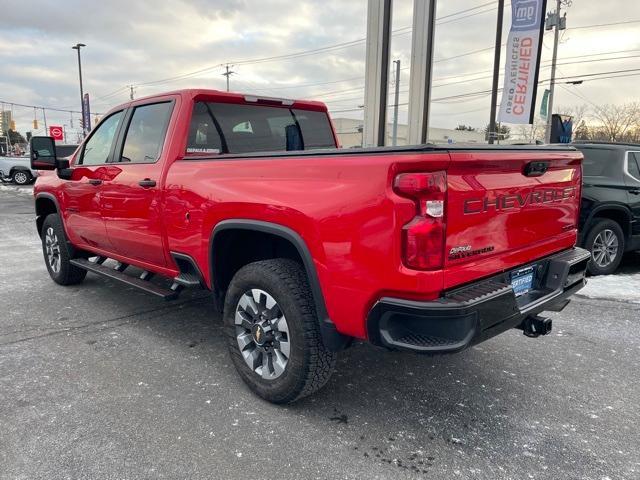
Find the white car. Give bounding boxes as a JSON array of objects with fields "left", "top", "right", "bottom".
[
  {"left": 0, "top": 144, "right": 78, "bottom": 185},
  {"left": 0, "top": 155, "right": 36, "bottom": 185}
]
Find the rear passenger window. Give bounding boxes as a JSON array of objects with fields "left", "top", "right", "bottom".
[
  {"left": 628, "top": 152, "right": 640, "bottom": 180},
  {"left": 119, "top": 102, "right": 173, "bottom": 163},
  {"left": 579, "top": 148, "right": 615, "bottom": 177}
]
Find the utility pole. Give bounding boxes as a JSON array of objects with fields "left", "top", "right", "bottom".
[
  {"left": 391, "top": 59, "right": 401, "bottom": 146},
  {"left": 222, "top": 64, "right": 235, "bottom": 92},
  {"left": 488, "top": 0, "right": 504, "bottom": 144},
  {"left": 72, "top": 43, "right": 86, "bottom": 136},
  {"left": 544, "top": 0, "right": 567, "bottom": 143},
  {"left": 129, "top": 85, "right": 135, "bottom": 100}
]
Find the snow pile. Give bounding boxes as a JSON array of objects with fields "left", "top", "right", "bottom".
[{"left": 579, "top": 270, "right": 640, "bottom": 303}]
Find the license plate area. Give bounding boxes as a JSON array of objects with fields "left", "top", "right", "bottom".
[{"left": 511, "top": 266, "right": 535, "bottom": 297}]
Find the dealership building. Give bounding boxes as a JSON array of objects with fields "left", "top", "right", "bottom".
[{"left": 332, "top": 117, "right": 485, "bottom": 148}]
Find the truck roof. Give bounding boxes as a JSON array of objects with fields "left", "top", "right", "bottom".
[
  {"left": 107, "top": 88, "right": 328, "bottom": 114},
  {"left": 572, "top": 141, "right": 640, "bottom": 149}
]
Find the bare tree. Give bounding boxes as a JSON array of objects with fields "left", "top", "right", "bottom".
[
  {"left": 515, "top": 117, "right": 546, "bottom": 143},
  {"left": 590, "top": 103, "right": 640, "bottom": 141}
]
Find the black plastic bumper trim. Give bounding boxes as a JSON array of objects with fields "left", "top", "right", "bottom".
[{"left": 367, "top": 247, "right": 590, "bottom": 354}]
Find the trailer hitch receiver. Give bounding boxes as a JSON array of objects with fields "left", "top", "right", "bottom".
[{"left": 519, "top": 315, "right": 552, "bottom": 338}]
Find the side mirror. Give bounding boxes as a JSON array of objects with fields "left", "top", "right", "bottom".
[
  {"left": 30, "top": 136, "right": 58, "bottom": 170},
  {"left": 56, "top": 159, "right": 73, "bottom": 180}
]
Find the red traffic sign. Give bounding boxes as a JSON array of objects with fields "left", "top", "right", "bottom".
[{"left": 49, "top": 125, "right": 64, "bottom": 141}]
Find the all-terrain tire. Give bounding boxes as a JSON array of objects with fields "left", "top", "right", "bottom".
[
  {"left": 41, "top": 214, "right": 87, "bottom": 285},
  {"left": 584, "top": 218, "right": 625, "bottom": 275},
  {"left": 223, "top": 259, "right": 337, "bottom": 404}
]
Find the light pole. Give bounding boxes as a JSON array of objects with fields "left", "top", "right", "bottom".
[
  {"left": 488, "top": 0, "right": 504, "bottom": 144},
  {"left": 391, "top": 59, "right": 401, "bottom": 146},
  {"left": 544, "top": 0, "right": 567, "bottom": 143},
  {"left": 72, "top": 43, "right": 86, "bottom": 136}
]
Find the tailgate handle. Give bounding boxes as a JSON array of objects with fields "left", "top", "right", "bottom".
[{"left": 524, "top": 161, "right": 549, "bottom": 177}]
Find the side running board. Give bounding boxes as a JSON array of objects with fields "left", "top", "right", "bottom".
[{"left": 70, "top": 258, "right": 181, "bottom": 301}]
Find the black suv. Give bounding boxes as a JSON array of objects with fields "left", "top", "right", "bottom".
[{"left": 573, "top": 142, "right": 640, "bottom": 275}]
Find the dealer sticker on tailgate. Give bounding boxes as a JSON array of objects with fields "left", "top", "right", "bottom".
[{"left": 511, "top": 266, "right": 535, "bottom": 297}]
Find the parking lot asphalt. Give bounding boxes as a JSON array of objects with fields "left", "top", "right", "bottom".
[{"left": 1, "top": 184, "right": 639, "bottom": 480}]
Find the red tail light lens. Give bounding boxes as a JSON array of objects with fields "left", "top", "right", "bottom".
[{"left": 394, "top": 171, "right": 447, "bottom": 270}]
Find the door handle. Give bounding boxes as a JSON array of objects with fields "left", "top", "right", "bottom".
[
  {"left": 630, "top": 189, "right": 640, "bottom": 195},
  {"left": 138, "top": 178, "right": 156, "bottom": 188},
  {"left": 88, "top": 179, "right": 102, "bottom": 186}
]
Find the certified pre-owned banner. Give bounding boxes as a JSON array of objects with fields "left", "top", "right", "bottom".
[{"left": 499, "top": 0, "right": 547, "bottom": 124}]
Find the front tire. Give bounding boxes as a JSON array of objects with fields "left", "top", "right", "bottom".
[
  {"left": 223, "top": 259, "right": 337, "bottom": 404},
  {"left": 11, "top": 170, "right": 31, "bottom": 185},
  {"left": 41, "top": 214, "right": 87, "bottom": 285},
  {"left": 585, "top": 219, "right": 625, "bottom": 275}
]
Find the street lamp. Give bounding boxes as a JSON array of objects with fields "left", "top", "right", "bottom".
[{"left": 72, "top": 43, "right": 86, "bottom": 136}]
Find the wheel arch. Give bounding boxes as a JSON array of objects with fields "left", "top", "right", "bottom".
[
  {"left": 210, "top": 219, "right": 350, "bottom": 351},
  {"left": 582, "top": 204, "right": 632, "bottom": 246},
  {"left": 35, "top": 193, "right": 61, "bottom": 238}
]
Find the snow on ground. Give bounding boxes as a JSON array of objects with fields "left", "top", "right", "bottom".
[
  {"left": 0, "top": 184, "right": 33, "bottom": 195},
  {"left": 579, "top": 260, "right": 640, "bottom": 304}
]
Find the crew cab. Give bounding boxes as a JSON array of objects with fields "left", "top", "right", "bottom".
[
  {"left": 30, "top": 89, "right": 590, "bottom": 403},
  {"left": 573, "top": 142, "right": 640, "bottom": 274}
]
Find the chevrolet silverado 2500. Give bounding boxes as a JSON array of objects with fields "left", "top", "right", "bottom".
[{"left": 30, "top": 89, "right": 590, "bottom": 403}]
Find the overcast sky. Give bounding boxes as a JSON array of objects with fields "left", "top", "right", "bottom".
[{"left": 1, "top": 0, "right": 639, "bottom": 141}]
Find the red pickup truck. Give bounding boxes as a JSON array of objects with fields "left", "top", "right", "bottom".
[{"left": 30, "top": 89, "right": 590, "bottom": 403}]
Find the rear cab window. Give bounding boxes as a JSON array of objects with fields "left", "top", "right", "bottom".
[{"left": 186, "top": 101, "right": 336, "bottom": 155}]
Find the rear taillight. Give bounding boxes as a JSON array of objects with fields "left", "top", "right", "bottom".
[{"left": 394, "top": 171, "right": 446, "bottom": 270}]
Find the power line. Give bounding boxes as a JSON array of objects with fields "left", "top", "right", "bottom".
[
  {"left": 542, "top": 67, "right": 640, "bottom": 83},
  {"left": 317, "top": 48, "right": 640, "bottom": 103},
  {"left": 118, "top": 16, "right": 640, "bottom": 101},
  {"left": 0, "top": 100, "right": 104, "bottom": 116},
  {"left": 329, "top": 65, "right": 640, "bottom": 114},
  {"left": 569, "top": 19, "right": 640, "bottom": 30},
  {"left": 126, "top": 1, "right": 503, "bottom": 90},
  {"left": 240, "top": 42, "right": 640, "bottom": 99}
]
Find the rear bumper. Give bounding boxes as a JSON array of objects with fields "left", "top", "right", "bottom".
[{"left": 366, "top": 247, "right": 591, "bottom": 354}]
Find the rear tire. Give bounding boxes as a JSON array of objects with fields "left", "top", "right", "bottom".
[
  {"left": 223, "top": 259, "right": 337, "bottom": 404},
  {"left": 11, "top": 170, "right": 31, "bottom": 185},
  {"left": 584, "top": 219, "right": 625, "bottom": 275},
  {"left": 41, "top": 214, "right": 87, "bottom": 285}
]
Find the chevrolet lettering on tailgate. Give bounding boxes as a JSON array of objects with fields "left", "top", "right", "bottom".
[{"left": 463, "top": 187, "right": 577, "bottom": 215}]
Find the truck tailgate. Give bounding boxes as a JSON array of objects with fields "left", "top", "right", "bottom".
[{"left": 444, "top": 149, "right": 582, "bottom": 289}]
